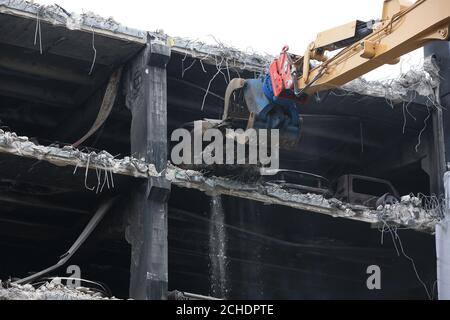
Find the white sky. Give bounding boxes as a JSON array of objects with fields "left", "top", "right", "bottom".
[{"left": 36, "top": 0, "right": 424, "bottom": 80}]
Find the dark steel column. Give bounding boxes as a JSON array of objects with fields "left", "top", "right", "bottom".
[
  {"left": 424, "top": 43, "right": 448, "bottom": 195},
  {"left": 125, "top": 38, "right": 171, "bottom": 300},
  {"left": 425, "top": 42, "right": 450, "bottom": 300}
]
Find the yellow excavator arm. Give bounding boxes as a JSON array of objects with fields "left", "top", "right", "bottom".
[{"left": 299, "top": 0, "right": 450, "bottom": 94}]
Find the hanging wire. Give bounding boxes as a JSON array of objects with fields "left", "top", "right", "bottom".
[
  {"left": 88, "top": 26, "right": 97, "bottom": 75},
  {"left": 34, "top": 5, "right": 43, "bottom": 54}
]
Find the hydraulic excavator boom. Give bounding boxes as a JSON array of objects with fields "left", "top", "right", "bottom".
[
  {"left": 296, "top": 0, "right": 450, "bottom": 95},
  {"left": 223, "top": 0, "right": 450, "bottom": 148}
]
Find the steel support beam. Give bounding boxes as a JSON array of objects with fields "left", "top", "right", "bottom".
[
  {"left": 424, "top": 42, "right": 449, "bottom": 195},
  {"left": 437, "top": 172, "right": 450, "bottom": 300},
  {"left": 424, "top": 42, "right": 450, "bottom": 300},
  {"left": 125, "top": 39, "right": 171, "bottom": 300}
]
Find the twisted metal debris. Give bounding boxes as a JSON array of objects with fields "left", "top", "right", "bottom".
[
  {"left": 376, "top": 194, "right": 443, "bottom": 230},
  {"left": 171, "top": 36, "right": 272, "bottom": 74},
  {"left": 341, "top": 56, "right": 441, "bottom": 104}
]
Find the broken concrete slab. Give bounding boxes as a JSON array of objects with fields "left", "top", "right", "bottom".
[
  {"left": 342, "top": 57, "right": 440, "bottom": 104},
  {"left": 0, "top": 127, "right": 439, "bottom": 233},
  {"left": 167, "top": 165, "right": 440, "bottom": 233},
  {"left": 0, "top": 129, "right": 157, "bottom": 179},
  {"left": 0, "top": 0, "right": 146, "bottom": 43},
  {"left": 167, "top": 36, "right": 272, "bottom": 73},
  {"left": 0, "top": 0, "right": 269, "bottom": 73}
]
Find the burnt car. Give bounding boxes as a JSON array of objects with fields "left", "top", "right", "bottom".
[
  {"left": 260, "top": 169, "right": 332, "bottom": 197},
  {"left": 333, "top": 174, "right": 400, "bottom": 208}
]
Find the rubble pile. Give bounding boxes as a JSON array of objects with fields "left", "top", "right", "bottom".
[
  {"left": 0, "top": 279, "right": 115, "bottom": 300},
  {"left": 375, "top": 195, "right": 441, "bottom": 230}
]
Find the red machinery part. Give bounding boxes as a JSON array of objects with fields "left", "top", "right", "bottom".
[{"left": 269, "top": 46, "right": 294, "bottom": 97}]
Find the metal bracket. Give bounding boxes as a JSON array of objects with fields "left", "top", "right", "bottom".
[
  {"left": 148, "top": 176, "right": 171, "bottom": 202},
  {"left": 146, "top": 39, "right": 171, "bottom": 68}
]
